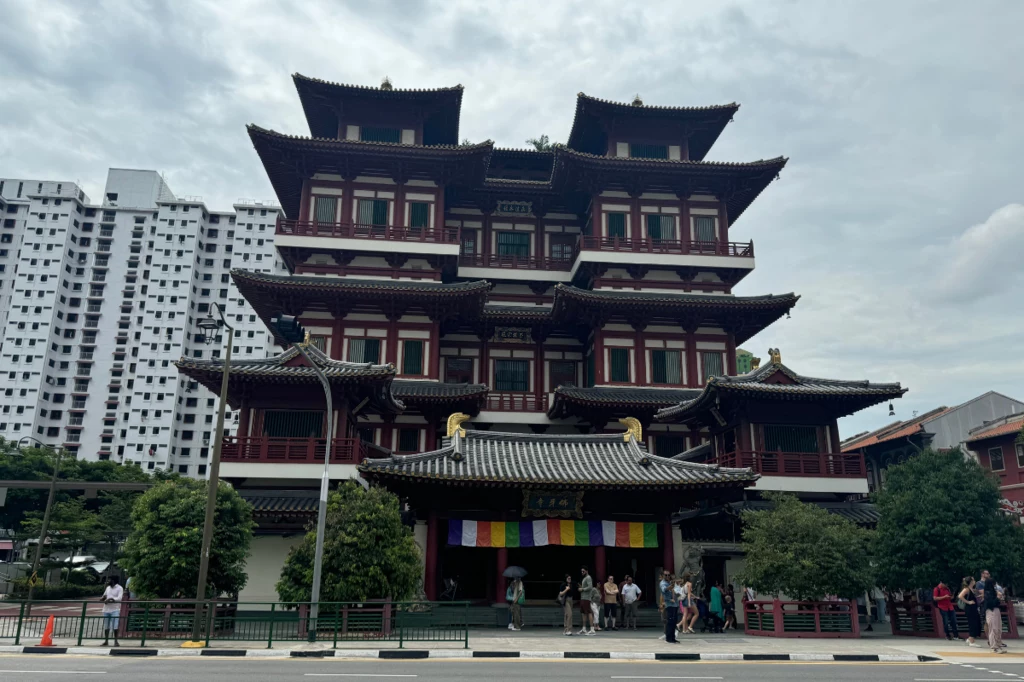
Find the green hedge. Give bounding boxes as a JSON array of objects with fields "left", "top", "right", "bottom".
[{"left": 5, "top": 580, "right": 107, "bottom": 600}]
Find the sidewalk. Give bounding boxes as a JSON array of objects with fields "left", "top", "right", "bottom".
[{"left": 3, "top": 627, "right": 1018, "bottom": 663}]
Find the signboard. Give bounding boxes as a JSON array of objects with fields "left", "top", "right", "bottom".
[
  {"left": 522, "top": 490, "right": 584, "bottom": 518},
  {"left": 493, "top": 327, "right": 531, "bottom": 344},
  {"left": 494, "top": 201, "right": 532, "bottom": 216}
]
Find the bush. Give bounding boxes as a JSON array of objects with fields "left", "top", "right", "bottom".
[{"left": 6, "top": 580, "right": 107, "bottom": 600}]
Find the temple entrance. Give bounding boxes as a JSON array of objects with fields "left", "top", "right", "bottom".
[{"left": 508, "top": 545, "right": 587, "bottom": 603}]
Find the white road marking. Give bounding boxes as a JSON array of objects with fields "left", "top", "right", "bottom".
[
  {"left": 610, "top": 678, "right": 724, "bottom": 680},
  {"left": 0, "top": 672, "right": 106, "bottom": 675},
  {"left": 304, "top": 676, "right": 417, "bottom": 679}
]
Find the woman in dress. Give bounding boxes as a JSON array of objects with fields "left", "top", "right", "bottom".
[
  {"left": 959, "top": 576, "right": 982, "bottom": 648},
  {"left": 676, "top": 572, "right": 698, "bottom": 634}
]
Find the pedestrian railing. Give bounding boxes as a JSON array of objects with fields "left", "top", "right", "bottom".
[
  {"left": 744, "top": 599, "right": 859, "bottom": 638},
  {"left": 0, "top": 600, "right": 470, "bottom": 649},
  {"left": 888, "top": 599, "right": 1019, "bottom": 639}
]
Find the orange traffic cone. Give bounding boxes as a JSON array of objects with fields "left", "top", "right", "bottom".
[{"left": 40, "top": 615, "right": 55, "bottom": 647}]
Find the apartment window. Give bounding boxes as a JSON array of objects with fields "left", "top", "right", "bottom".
[
  {"left": 494, "top": 359, "right": 529, "bottom": 392},
  {"left": 629, "top": 143, "right": 668, "bottom": 159},
  {"left": 396, "top": 428, "right": 420, "bottom": 453},
  {"left": 606, "top": 212, "right": 626, "bottom": 238},
  {"left": 646, "top": 214, "right": 675, "bottom": 241},
  {"left": 763, "top": 425, "right": 818, "bottom": 454},
  {"left": 360, "top": 126, "right": 402, "bottom": 143},
  {"left": 409, "top": 202, "right": 430, "bottom": 229},
  {"left": 701, "top": 352, "right": 724, "bottom": 382},
  {"left": 312, "top": 196, "right": 338, "bottom": 223},
  {"left": 356, "top": 198, "right": 388, "bottom": 226},
  {"left": 401, "top": 340, "right": 424, "bottom": 375},
  {"left": 609, "top": 348, "right": 630, "bottom": 383},
  {"left": 651, "top": 350, "right": 683, "bottom": 385},
  {"left": 445, "top": 357, "right": 473, "bottom": 384},
  {"left": 989, "top": 447, "right": 1006, "bottom": 472},
  {"left": 347, "top": 338, "right": 381, "bottom": 364},
  {"left": 685, "top": 217, "right": 714, "bottom": 246},
  {"left": 653, "top": 434, "right": 687, "bottom": 458},
  {"left": 1017, "top": 443, "right": 1024, "bottom": 469},
  {"left": 496, "top": 231, "right": 530, "bottom": 258},
  {"left": 550, "top": 360, "right": 576, "bottom": 388}
]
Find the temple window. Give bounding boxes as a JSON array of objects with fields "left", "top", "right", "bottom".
[
  {"left": 645, "top": 214, "right": 675, "bottom": 242},
  {"left": 549, "top": 235, "right": 575, "bottom": 261},
  {"left": 444, "top": 357, "right": 473, "bottom": 384},
  {"left": 356, "top": 198, "right": 388, "bottom": 227},
  {"left": 347, "top": 338, "right": 381, "bottom": 364},
  {"left": 409, "top": 202, "right": 430, "bottom": 229},
  {"left": 763, "top": 425, "right": 818, "bottom": 454},
  {"left": 396, "top": 428, "right": 420, "bottom": 453},
  {"left": 312, "top": 196, "right": 339, "bottom": 223},
  {"left": 549, "top": 360, "right": 576, "bottom": 388},
  {"left": 496, "top": 231, "right": 530, "bottom": 258},
  {"left": 359, "top": 126, "right": 402, "bottom": 144},
  {"left": 693, "top": 215, "right": 717, "bottom": 243},
  {"left": 460, "top": 230, "right": 477, "bottom": 255},
  {"left": 653, "top": 433, "right": 687, "bottom": 457},
  {"left": 494, "top": 359, "right": 529, "bottom": 392},
  {"left": 650, "top": 350, "right": 683, "bottom": 385},
  {"left": 629, "top": 143, "right": 668, "bottom": 159},
  {"left": 263, "top": 410, "right": 324, "bottom": 438},
  {"left": 401, "top": 340, "right": 424, "bottom": 375},
  {"left": 608, "top": 348, "right": 630, "bottom": 383},
  {"left": 699, "top": 351, "right": 724, "bottom": 382},
  {"left": 606, "top": 212, "right": 627, "bottom": 238}
]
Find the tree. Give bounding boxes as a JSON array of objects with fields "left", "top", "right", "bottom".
[
  {"left": 120, "top": 479, "right": 254, "bottom": 598},
  {"left": 277, "top": 482, "right": 420, "bottom": 603},
  {"left": 737, "top": 493, "right": 873, "bottom": 601},
  {"left": 873, "top": 447, "right": 1024, "bottom": 590},
  {"left": 20, "top": 498, "right": 106, "bottom": 584},
  {"left": 526, "top": 134, "right": 553, "bottom": 151}
]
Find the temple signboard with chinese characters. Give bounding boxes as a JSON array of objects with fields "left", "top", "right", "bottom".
[
  {"left": 494, "top": 201, "right": 532, "bottom": 216},
  {"left": 493, "top": 327, "right": 531, "bottom": 344},
  {"left": 522, "top": 489, "right": 584, "bottom": 518}
]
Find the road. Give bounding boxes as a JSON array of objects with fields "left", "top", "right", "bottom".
[{"left": 3, "top": 655, "right": 1024, "bottom": 681}]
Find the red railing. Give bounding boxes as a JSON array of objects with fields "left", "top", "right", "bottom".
[
  {"left": 716, "top": 450, "right": 866, "bottom": 477},
  {"left": 220, "top": 436, "right": 390, "bottom": 465},
  {"left": 277, "top": 219, "right": 460, "bottom": 244},
  {"left": 888, "top": 598, "right": 1019, "bottom": 639},
  {"left": 745, "top": 599, "right": 859, "bottom": 638},
  {"left": 459, "top": 253, "right": 574, "bottom": 271},
  {"left": 485, "top": 393, "right": 549, "bottom": 412},
  {"left": 578, "top": 235, "right": 754, "bottom": 257}
]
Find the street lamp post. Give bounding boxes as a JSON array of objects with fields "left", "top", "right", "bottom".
[
  {"left": 186, "top": 302, "right": 233, "bottom": 646},
  {"left": 18, "top": 436, "right": 64, "bottom": 615},
  {"left": 272, "top": 316, "right": 332, "bottom": 642}
]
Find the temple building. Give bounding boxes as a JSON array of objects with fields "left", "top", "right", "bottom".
[{"left": 176, "top": 74, "right": 906, "bottom": 610}]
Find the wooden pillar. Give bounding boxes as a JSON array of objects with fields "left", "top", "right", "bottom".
[
  {"left": 495, "top": 546, "right": 508, "bottom": 605},
  {"left": 236, "top": 396, "right": 250, "bottom": 438},
  {"left": 424, "top": 511, "right": 439, "bottom": 601},
  {"left": 681, "top": 136, "right": 690, "bottom": 162},
  {"left": 662, "top": 515, "right": 675, "bottom": 575},
  {"left": 680, "top": 195, "right": 690, "bottom": 253},
  {"left": 633, "top": 324, "right": 647, "bottom": 385},
  {"left": 718, "top": 200, "right": 730, "bottom": 254},
  {"left": 684, "top": 329, "right": 698, "bottom": 386},
  {"left": 534, "top": 339, "right": 545, "bottom": 407},
  {"left": 330, "top": 318, "right": 344, "bottom": 360},
  {"left": 725, "top": 332, "right": 737, "bottom": 376},
  {"left": 594, "top": 545, "right": 607, "bottom": 582},
  {"left": 629, "top": 194, "right": 641, "bottom": 241},
  {"left": 298, "top": 179, "right": 312, "bottom": 222}
]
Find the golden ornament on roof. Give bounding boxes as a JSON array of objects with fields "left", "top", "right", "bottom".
[
  {"left": 751, "top": 356, "right": 761, "bottom": 370},
  {"left": 446, "top": 412, "right": 470, "bottom": 438},
  {"left": 768, "top": 347, "right": 782, "bottom": 365},
  {"left": 619, "top": 416, "right": 642, "bottom": 442}
]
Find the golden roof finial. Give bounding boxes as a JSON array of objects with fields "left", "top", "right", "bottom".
[
  {"left": 631, "top": 93, "right": 643, "bottom": 107},
  {"left": 446, "top": 412, "right": 470, "bottom": 438},
  {"left": 300, "top": 330, "right": 311, "bottom": 348},
  {"left": 768, "top": 348, "right": 782, "bottom": 365},
  {"left": 751, "top": 356, "right": 761, "bottom": 370},
  {"left": 619, "top": 416, "right": 642, "bottom": 443},
  {"left": 381, "top": 76, "right": 393, "bottom": 91}
]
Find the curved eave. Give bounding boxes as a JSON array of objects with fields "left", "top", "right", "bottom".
[
  {"left": 547, "top": 387, "right": 701, "bottom": 419},
  {"left": 358, "top": 469, "right": 757, "bottom": 491}
]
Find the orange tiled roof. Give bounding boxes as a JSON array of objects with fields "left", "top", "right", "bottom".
[
  {"left": 967, "top": 418, "right": 1024, "bottom": 444},
  {"left": 841, "top": 407, "right": 952, "bottom": 452}
]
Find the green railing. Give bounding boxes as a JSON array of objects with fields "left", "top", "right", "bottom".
[{"left": 0, "top": 600, "right": 470, "bottom": 649}]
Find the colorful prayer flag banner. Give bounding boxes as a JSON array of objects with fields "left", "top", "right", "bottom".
[{"left": 446, "top": 519, "right": 658, "bottom": 548}]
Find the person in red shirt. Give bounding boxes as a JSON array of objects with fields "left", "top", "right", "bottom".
[{"left": 934, "top": 580, "right": 960, "bottom": 641}]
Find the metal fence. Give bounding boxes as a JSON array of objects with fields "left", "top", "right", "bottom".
[{"left": 0, "top": 600, "right": 470, "bottom": 649}]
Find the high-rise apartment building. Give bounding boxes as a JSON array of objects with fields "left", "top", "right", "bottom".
[{"left": 0, "top": 169, "right": 282, "bottom": 477}]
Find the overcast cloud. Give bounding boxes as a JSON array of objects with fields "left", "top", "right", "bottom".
[{"left": 1, "top": 0, "right": 1021, "bottom": 438}]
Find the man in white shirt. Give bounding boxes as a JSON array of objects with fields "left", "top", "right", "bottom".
[
  {"left": 620, "top": 575, "right": 642, "bottom": 631},
  {"left": 100, "top": 576, "right": 123, "bottom": 647}
]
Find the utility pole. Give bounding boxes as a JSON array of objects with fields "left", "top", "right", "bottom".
[{"left": 20, "top": 437, "right": 64, "bottom": 617}]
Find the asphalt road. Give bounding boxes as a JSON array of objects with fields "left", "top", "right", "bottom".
[{"left": 3, "top": 656, "right": 1024, "bottom": 681}]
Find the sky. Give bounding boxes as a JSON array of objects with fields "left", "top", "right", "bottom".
[{"left": 0, "top": 0, "right": 1022, "bottom": 439}]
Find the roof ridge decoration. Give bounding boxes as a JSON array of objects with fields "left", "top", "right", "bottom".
[
  {"left": 446, "top": 412, "right": 470, "bottom": 438},
  {"left": 576, "top": 92, "right": 741, "bottom": 114},
  {"left": 293, "top": 72, "right": 465, "bottom": 94},
  {"left": 553, "top": 144, "right": 788, "bottom": 169},
  {"left": 619, "top": 416, "right": 642, "bottom": 443},
  {"left": 246, "top": 123, "right": 495, "bottom": 151}
]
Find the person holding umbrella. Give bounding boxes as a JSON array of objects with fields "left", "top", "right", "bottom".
[{"left": 503, "top": 566, "right": 528, "bottom": 631}]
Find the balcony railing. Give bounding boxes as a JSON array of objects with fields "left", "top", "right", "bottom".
[
  {"left": 485, "top": 393, "right": 549, "bottom": 412},
  {"left": 578, "top": 236, "right": 754, "bottom": 257},
  {"left": 220, "top": 436, "right": 391, "bottom": 465},
  {"left": 277, "top": 220, "right": 460, "bottom": 244},
  {"left": 459, "top": 253, "right": 574, "bottom": 272},
  {"left": 716, "top": 450, "right": 865, "bottom": 478}
]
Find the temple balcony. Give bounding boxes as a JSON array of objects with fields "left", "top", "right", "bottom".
[
  {"left": 572, "top": 236, "right": 755, "bottom": 280},
  {"left": 715, "top": 449, "right": 868, "bottom": 494},
  {"left": 475, "top": 392, "right": 552, "bottom": 425},
  {"left": 457, "top": 253, "right": 574, "bottom": 282},
  {"left": 275, "top": 219, "right": 461, "bottom": 257},
  {"left": 219, "top": 436, "right": 391, "bottom": 480}
]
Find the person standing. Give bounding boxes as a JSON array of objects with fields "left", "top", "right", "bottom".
[
  {"left": 509, "top": 578, "right": 525, "bottom": 631},
  {"left": 723, "top": 584, "right": 737, "bottom": 631},
  {"left": 959, "top": 576, "right": 982, "bottom": 648},
  {"left": 603, "top": 575, "right": 620, "bottom": 630},
  {"left": 559, "top": 573, "right": 574, "bottom": 636},
  {"left": 709, "top": 581, "right": 725, "bottom": 633},
  {"left": 661, "top": 573, "right": 679, "bottom": 643},
  {"left": 678, "top": 572, "right": 698, "bottom": 634},
  {"left": 980, "top": 570, "right": 1006, "bottom": 653},
  {"left": 658, "top": 570, "right": 671, "bottom": 630},
  {"left": 933, "top": 579, "right": 959, "bottom": 641},
  {"left": 621, "top": 575, "right": 641, "bottom": 631},
  {"left": 99, "top": 575, "right": 123, "bottom": 647},
  {"left": 578, "top": 566, "right": 596, "bottom": 636}
]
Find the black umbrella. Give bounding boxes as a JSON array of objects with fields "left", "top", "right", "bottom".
[{"left": 503, "top": 566, "right": 528, "bottom": 578}]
